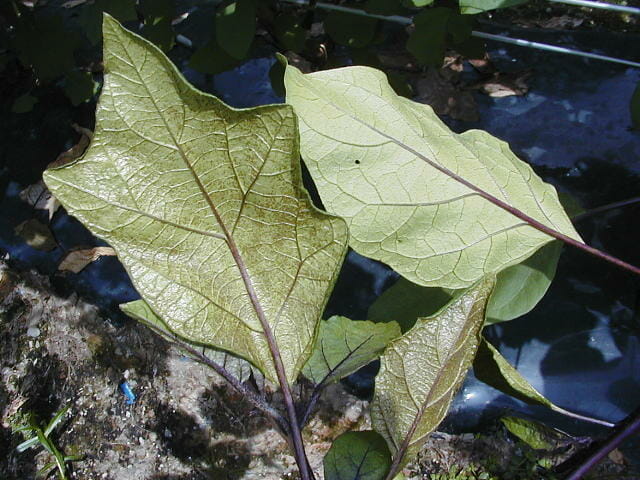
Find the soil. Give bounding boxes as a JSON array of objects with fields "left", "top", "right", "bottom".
[{"left": 1, "top": 259, "right": 637, "bottom": 479}]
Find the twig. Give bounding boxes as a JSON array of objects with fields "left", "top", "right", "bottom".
[
  {"left": 572, "top": 196, "right": 640, "bottom": 223},
  {"left": 565, "top": 407, "right": 640, "bottom": 479}
]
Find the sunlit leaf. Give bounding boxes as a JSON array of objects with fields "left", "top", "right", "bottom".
[
  {"left": 324, "top": 431, "right": 392, "bottom": 480},
  {"left": 216, "top": 0, "right": 256, "bottom": 59},
  {"left": 324, "top": 8, "right": 378, "bottom": 48},
  {"left": 501, "top": 416, "right": 559, "bottom": 450},
  {"left": 121, "top": 299, "right": 255, "bottom": 382},
  {"left": 459, "top": 0, "right": 529, "bottom": 14},
  {"left": 44, "top": 15, "right": 348, "bottom": 384},
  {"left": 302, "top": 316, "right": 400, "bottom": 385},
  {"left": 371, "top": 277, "right": 494, "bottom": 467},
  {"left": 487, "top": 241, "right": 562, "bottom": 324},
  {"left": 284, "top": 63, "right": 581, "bottom": 289},
  {"left": 474, "top": 338, "right": 560, "bottom": 411}
]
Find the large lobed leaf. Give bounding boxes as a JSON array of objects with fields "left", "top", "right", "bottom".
[
  {"left": 371, "top": 276, "right": 494, "bottom": 467},
  {"left": 44, "top": 15, "right": 348, "bottom": 384},
  {"left": 284, "top": 64, "right": 580, "bottom": 289}
]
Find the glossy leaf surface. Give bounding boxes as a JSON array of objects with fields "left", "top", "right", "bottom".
[
  {"left": 284, "top": 64, "right": 580, "bottom": 289},
  {"left": 500, "top": 416, "right": 557, "bottom": 450},
  {"left": 324, "top": 431, "right": 392, "bottom": 480},
  {"left": 371, "top": 277, "right": 494, "bottom": 466},
  {"left": 121, "top": 299, "right": 254, "bottom": 382},
  {"left": 302, "top": 316, "right": 401, "bottom": 385},
  {"left": 44, "top": 16, "right": 348, "bottom": 384}
]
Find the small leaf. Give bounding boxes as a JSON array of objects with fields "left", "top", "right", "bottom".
[
  {"left": 15, "top": 219, "right": 57, "bottom": 251},
  {"left": 216, "top": 0, "right": 257, "bottom": 60},
  {"left": 274, "top": 13, "right": 306, "bottom": 53},
  {"left": 486, "top": 241, "right": 562, "bottom": 324},
  {"left": 371, "top": 277, "right": 494, "bottom": 468},
  {"left": 459, "top": 0, "right": 529, "bottom": 14},
  {"left": 63, "top": 70, "right": 99, "bottom": 106},
  {"left": 500, "top": 416, "right": 556, "bottom": 450},
  {"left": 12, "top": 94, "right": 38, "bottom": 114},
  {"left": 121, "top": 299, "right": 256, "bottom": 383},
  {"left": 324, "top": 8, "right": 378, "bottom": 48},
  {"left": 45, "top": 16, "right": 348, "bottom": 384},
  {"left": 58, "top": 247, "right": 117, "bottom": 274},
  {"left": 473, "top": 338, "right": 558, "bottom": 410},
  {"left": 631, "top": 82, "right": 640, "bottom": 130},
  {"left": 284, "top": 63, "right": 581, "bottom": 289},
  {"left": 368, "top": 277, "right": 453, "bottom": 333},
  {"left": 302, "top": 316, "right": 401, "bottom": 385},
  {"left": 324, "top": 431, "right": 392, "bottom": 480}
]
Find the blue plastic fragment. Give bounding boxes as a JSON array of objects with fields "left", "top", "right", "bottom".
[{"left": 119, "top": 381, "right": 136, "bottom": 405}]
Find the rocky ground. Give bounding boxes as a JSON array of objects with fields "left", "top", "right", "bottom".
[{"left": 1, "top": 258, "right": 636, "bottom": 480}]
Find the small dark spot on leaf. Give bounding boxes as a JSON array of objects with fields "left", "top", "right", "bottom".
[{"left": 355, "top": 160, "right": 360, "bottom": 165}]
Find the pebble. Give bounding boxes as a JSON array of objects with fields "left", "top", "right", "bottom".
[{"left": 26, "top": 326, "right": 40, "bottom": 337}]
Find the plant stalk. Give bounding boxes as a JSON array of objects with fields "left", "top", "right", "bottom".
[
  {"left": 565, "top": 407, "right": 640, "bottom": 479},
  {"left": 571, "top": 196, "right": 640, "bottom": 223}
]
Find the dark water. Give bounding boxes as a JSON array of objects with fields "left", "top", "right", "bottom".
[{"left": 1, "top": 24, "right": 638, "bottom": 443}]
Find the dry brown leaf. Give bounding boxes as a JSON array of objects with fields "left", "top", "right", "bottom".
[
  {"left": 58, "top": 247, "right": 117, "bottom": 274},
  {"left": 608, "top": 448, "right": 626, "bottom": 465},
  {"left": 48, "top": 123, "right": 93, "bottom": 169},
  {"left": 472, "top": 70, "right": 532, "bottom": 98},
  {"left": 19, "top": 180, "right": 61, "bottom": 220},
  {"left": 15, "top": 219, "right": 57, "bottom": 251}
]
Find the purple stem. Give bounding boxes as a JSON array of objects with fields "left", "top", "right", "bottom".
[{"left": 566, "top": 407, "right": 640, "bottom": 480}]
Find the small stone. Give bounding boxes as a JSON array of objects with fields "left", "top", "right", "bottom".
[
  {"left": 164, "top": 428, "right": 172, "bottom": 438},
  {"left": 27, "top": 326, "right": 40, "bottom": 337}
]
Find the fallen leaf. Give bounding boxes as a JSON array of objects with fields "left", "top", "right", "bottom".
[
  {"left": 15, "top": 219, "right": 57, "bottom": 251},
  {"left": 19, "top": 180, "right": 61, "bottom": 220},
  {"left": 608, "top": 449, "right": 626, "bottom": 465},
  {"left": 48, "top": 124, "right": 92, "bottom": 168},
  {"left": 58, "top": 246, "right": 117, "bottom": 273},
  {"left": 414, "top": 68, "right": 479, "bottom": 122},
  {"left": 471, "top": 70, "right": 532, "bottom": 98}
]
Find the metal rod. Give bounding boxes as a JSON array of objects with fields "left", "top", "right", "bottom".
[
  {"left": 548, "top": 0, "right": 640, "bottom": 15},
  {"left": 279, "top": 0, "right": 640, "bottom": 69}
]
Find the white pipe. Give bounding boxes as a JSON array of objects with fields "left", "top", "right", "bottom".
[{"left": 547, "top": 0, "right": 640, "bottom": 15}]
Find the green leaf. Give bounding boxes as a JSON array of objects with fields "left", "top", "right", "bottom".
[
  {"left": 63, "top": 71, "right": 100, "bottom": 106},
  {"left": 500, "top": 416, "right": 557, "bottom": 450},
  {"left": 368, "top": 278, "right": 453, "bottom": 333},
  {"left": 459, "top": 0, "right": 529, "bottom": 14},
  {"left": 364, "top": 0, "right": 405, "bottom": 15},
  {"left": 302, "top": 316, "right": 401, "bottom": 385},
  {"left": 284, "top": 63, "right": 581, "bottom": 289},
  {"left": 324, "top": 8, "right": 378, "bottom": 48},
  {"left": 13, "top": 14, "right": 81, "bottom": 80},
  {"left": 406, "top": 8, "right": 450, "bottom": 67},
  {"left": 44, "top": 15, "right": 348, "bottom": 384},
  {"left": 407, "top": 0, "right": 434, "bottom": 6},
  {"left": 274, "top": 13, "right": 306, "bottom": 53},
  {"left": 121, "top": 299, "right": 256, "bottom": 382},
  {"left": 486, "top": 241, "right": 562, "bottom": 324},
  {"left": 12, "top": 93, "right": 38, "bottom": 113},
  {"left": 189, "top": 39, "right": 242, "bottom": 75},
  {"left": 78, "top": 0, "right": 137, "bottom": 44},
  {"left": 216, "top": 0, "right": 257, "bottom": 60},
  {"left": 140, "top": 0, "right": 176, "bottom": 51},
  {"left": 631, "top": 82, "right": 640, "bottom": 130},
  {"left": 324, "top": 431, "right": 392, "bottom": 480},
  {"left": 473, "top": 338, "right": 559, "bottom": 411},
  {"left": 371, "top": 277, "right": 494, "bottom": 467}
]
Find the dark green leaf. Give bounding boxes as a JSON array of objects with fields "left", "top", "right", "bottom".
[
  {"left": 269, "top": 58, "right": 286, "bottom": 97},
  {"left": 14, "top": 219, "right": 57, "bottom": 251},
  {"left": 368, "top": 278, "right": 453, "bottom": 333},
  {"left": 216, "top": 0, "right": 257, "bottom": 59},
  {"left": 189, "top": 39, "right": 242, "bottom": 74},
  {"left": 63, "top": 71, "right": 99, "bottom": 106},
  {"left": 302, "top": 316, "right": 400, "bottom": 385},
  {"left": 140, "top": 0, "right": 176, "bottom": 51},
  {"left": 406, "top": 8, "right": 451, "bottom": 67},
  {"left": 406, "top": 0, "right": 434, "bottom": 6},
  {"left": 12, "top": 93, "right": 38, "bottom": 113},
  {"left": 13, "top": 14, "right": 81, "bottom": 80},
  {"left": 386, "top": 71, "right": 413, "bottom": 98},
  {"left": 274, "top": 13, "right": 306, "bottom": 52},
  {"left": 364, "top": 0, "right": 405, "bottom": 15},
  {"left": 78, "top": 0, "right": 137, "bottom": 44},
  {"left": 324, "top": 9, "right": 378, "bottom": 48},
  {"left": 324, "top": 431, "right": 392, "bottom": 480},
  {"left": 631, "top": 82, "right": 640, "bottom": 130}
]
